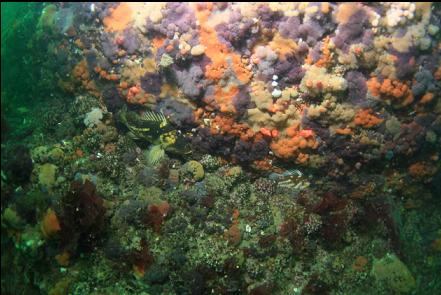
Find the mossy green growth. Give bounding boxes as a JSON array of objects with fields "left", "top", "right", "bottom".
[
  {"left": 224, "top": 166, "right": 244, "bottom": 182},
  {"left": 37, "top": 163, "right": 57, "bottom": 189},
  {"left": 32, "top": 146, "right": 50, "bottom": 163},
  {"left": 48, "top": 146, "right": 65, "bottom": 162},
  {"left": 372, "top": 253, "right": 416, "bottom": 293},
  {"left": 205, "top": 174, "right": 228, "bottom": 196},
  {"left": 1, "top": 207, "right": 24, "bottom": 229},
  {"left": 138, "top": 186, "right": 163, "bottom": 203},
  {"left": 180, "top": 160, "right": 204, "bottom": 182}
]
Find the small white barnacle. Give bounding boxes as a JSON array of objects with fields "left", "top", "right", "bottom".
[{"left": 245, "top": 224, "right": 252, "bottom": 233}]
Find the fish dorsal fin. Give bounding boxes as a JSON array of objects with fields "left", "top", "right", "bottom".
[{"left": 141, "top": 109, "right": 166, "bottom": 124}]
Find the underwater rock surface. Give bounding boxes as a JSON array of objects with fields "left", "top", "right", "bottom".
[{"left": 1, "top": 2, "right": 440, "bottom": 294}]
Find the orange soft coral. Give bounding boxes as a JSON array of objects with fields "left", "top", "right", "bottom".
[
  {"left": 315, "top": 36, "right": 332, "bottom": 68},
  {"left": 354, "top": 108, "right": 383, "bottom": 128},
  {"left": 41, "top": 208, "right": 61, "bottom": 238},
  {"left": 194, "top": 5, "right": 251, "bottom": 85},
  {"left": 125, "top": 84, "right": 154, "bottom": 105},
  {"left": 213, "top": 84, "right": 240, "bottom": 113},
  {"left": 72, "top": 60, "right": 100, "bottom": 97},
  {"left": 335, "top": 2, "right": 362, "bottom": 24},
  {"left": 94, "top": 66, "right": 120, "bottom": 81},
  {"left": 252, "top": 158, "right": 274, "bottom": 171},
  {"left": 408, "top": 162, "right": 437, "bottom": 179},
  {"left": 269, "top": 33, "right": 299, "bottom": 61},
  {"left": 270, "top": 124, "right": 318, "bottom": 161},
  {"left": 367, "top": 77, "right": 413, "bottom": 106},
  {"left": 419, "top": 92, "right": 434, "bottom": 104},
  {"left": 210, "top": 115, "right": 254, "bottom": 141},
  {"left": 335, "top": 127, "right": 353, "bottom": 135},
  {"left": 103, "top": 3, "right": 133, "bottom": 32}
]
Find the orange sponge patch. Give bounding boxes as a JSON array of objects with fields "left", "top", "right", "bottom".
[
  {"left": 103, "top": 3, "right": 133, "bottom": 32},
  {"left": 354, "top": 109, "right": 383, "bottom": 128},
  {"left": 41, "top": 208, "right": 61, "bottom": 238}
]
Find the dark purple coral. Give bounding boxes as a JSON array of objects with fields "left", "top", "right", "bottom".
[
  {"left": 121, "top": 29, "right": 141, "bottom": 55},
  {"left": 278, "top": 16, "right": 301, "bottom": 39},
  {"left": 393, "top": 51, "right": 418, "bottom": 80},
  {"left": 279, "top": 17, "right": 325, "bottom": 46},
  {"left": 215, "top": 11, "right": 257, "bottom": 50},
  {"left": 156, "top": 98, "right": 196, "bottom": 129},
  {"left": 191, "top": 127, "right": 235, "bottom": 156},
  {"left": 173, "top": 65, "right": 205, "bottom": 99},
  {"left": 233, "top": 139, "right": 269, "bottom": 163},
  {"left": 102, "top": 84, "right": 124, "bottom": 113},
  {"left": 100, "top": 33, "right": 119, "bottom": 60},
  {"left": 146, "top": 3, "right": 197, "bottom": 38},
  {"left": 232, "top": 86, "right": 254, "bottom": 115},
  {"left": 333, "top": 8, "right": 372, "bottom": 51},
  {"left": 256, "top": 4, "right": 283, "bottom": 32},
  {"left": 346, "top": 71, "right": 367, "bottom": 104},
  {"left": 274, "top": 59, "right": 306, "bottom": 86},
  {"left": 140, "top": 72, "right": 163, "bottom": 95},
  {"left": 60, "top": 180, "right": 106, "bottom": 253}
]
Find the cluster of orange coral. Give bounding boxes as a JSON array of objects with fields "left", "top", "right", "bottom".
[
  {"left": 252, "top": 158, "right": 274, "bottom": 171},
  {"left": 270, "top": 123, "right": 318, "bottom": 162},
  {"left": 269, "top": 33, "right": 299, "bottom": 61},
  {"left": 124, "top": 85, "right": 154, "bottom": 105},
  {"left": 210, "top": 115, "right": 255, "bottom": 142},
  {"left": 408, "top": 162, "right": 437, "bottom": 179},
  {"left": 72, "top": 60, "right": 100, "bottom": 97},
  {"left": 315, "top": 36, "right": 332, "bottom": 68},
  {"left": 41, "top": 208, "right": 61, "bottom": 238},
  {"left": 103, "top": 3, "right": 133, "bottom": 32},
  {"left": 212, "top": 84, "right": 240, "bottom": 113},
  {"left": 195, "top": 4, "right": 251, "bottom": 84},
  {"left": 335, "top": 127, "right": 353, "bottom": 135},
  {"left": 335, "top": 3, "right": 363, "bottom": 24},
  {"left": 419, "top": 92, "right": 434, "bottom": 104},
  {"left": 94, "top": 66, "right": 120, "bottom": 81},
  {"left": 367, "top": 77, "right": 413, "bottom": 106},
  {"left": 354, "top": 108, "right": 384, "bottom": 128}
]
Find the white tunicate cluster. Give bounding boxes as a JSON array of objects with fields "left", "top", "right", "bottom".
[
  {"left": 271, "top": 74, "right": 282, "bottom": 98},
  {"left": 370, "top": 11, "right": 381, "bottom": 31},
  {"left": 272, "top": 88, "right": 282, "bottom": 98},
  {"left": 83, "top": 107, "right": 103, "bottom": 127},
  {"left": 385, "top": 2, "right": 416, "bottom": 28}
]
